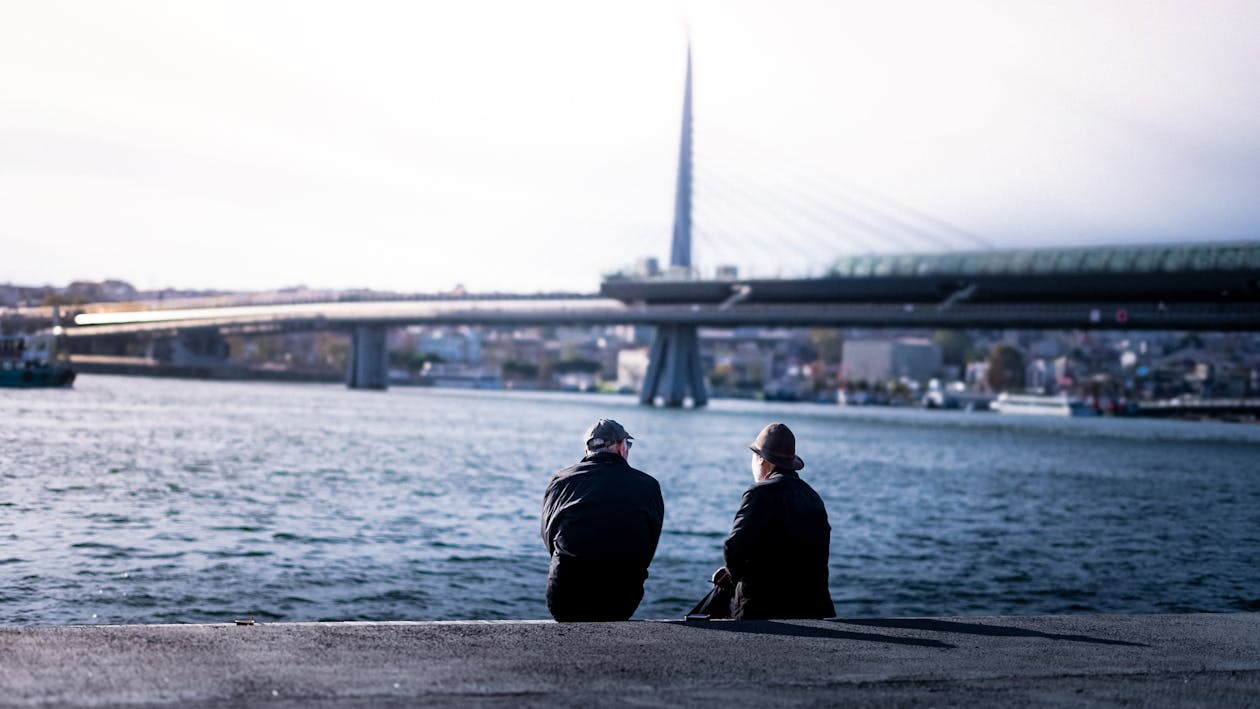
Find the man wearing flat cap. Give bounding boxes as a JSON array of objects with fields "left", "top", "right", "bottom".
[
  {"left": 541, "top": 419, "right": 664, "bottom": 621},
  {"left": 712, "top": 422, "right": 835, "bottom": 620}
]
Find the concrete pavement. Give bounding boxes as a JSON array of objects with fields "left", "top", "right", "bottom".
[{"left": 1, "top": 614, "right": 1257, "bottom": 707}]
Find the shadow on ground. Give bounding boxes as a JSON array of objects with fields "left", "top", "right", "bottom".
[
  {"left": 838, "top": 618, "right": 1149, "bottom": 647},
  {"left": 669, "top": 619, "right": 956, "bottom": 648}
]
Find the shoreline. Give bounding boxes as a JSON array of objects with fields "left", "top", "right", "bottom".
[
  {"left": 44, "top": 368, "right": 1260, "bottom": 426},
  {"left": 2, "top": 613, "right": 1257, "bottom": 707}
]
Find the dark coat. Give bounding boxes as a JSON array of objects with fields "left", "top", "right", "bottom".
[
  {"left": 541, "top": 451, "right": 664, "bottom": 621},
  {"left": 723, "top": 470, "right": 835, "bottom": 620}
]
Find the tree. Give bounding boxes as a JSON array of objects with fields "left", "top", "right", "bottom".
[
  {"left": 933, "top": 329, "right": 974, "bottom": 367},
  {"left": 552, "top": 358, "right": 601, "bottom": 375},
  {"left": 809, "top": 329, "right": 844, "bottom": 363},
  {"left": 315, "top": 334, "right": 349, "bottom": 372},
  {"left": 501, "top": 360, "right": 539, "bottom": 380},
  {"left": 389, "top": 349, "right": 443, "bottom": 374},
  {"left": 986, "top": 344, "right": 1026, "bottom": 392},
  {"left": 42, "top": 293, "right": 85, "bottom": 307},
  {"left": 708, "top": 362, "right": 734, "bottom": 389}
]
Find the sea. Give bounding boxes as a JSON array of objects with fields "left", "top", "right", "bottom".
[{"left": 3, "top": 375, "right": 1258, "bottom": 625}]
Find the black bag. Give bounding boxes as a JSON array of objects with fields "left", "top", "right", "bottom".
[{"left": 687, "top": 582, "right": 733, "bottom": 620}]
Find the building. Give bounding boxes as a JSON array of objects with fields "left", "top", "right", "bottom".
[
  {"left": 634, "top": 257, "right": 660, "bottom": 278},
  {"left": 841, "top": 338, "right": 943, "bottom": 385},
  {"left": 616, "top": 348, "right": 650, "bottom": 393},
  {"left": 418, "top": 328, "right": 481, "bottom": 365},
  {"left": 1026, "top": 356, "right": 1069, "bottom": 394}
]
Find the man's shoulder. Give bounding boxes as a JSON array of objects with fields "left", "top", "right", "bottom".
[
  {"left": 626, "top": 466, "right": 662, "bottom": 495},
  {"left": 549, "top": 461, "right": 584, "bottom": 479},
  {"left": 547, "top": 455, "right": 655, "bottom": 482},
  {"left": 754, "top": 474, "right": 826, "bottom": 511},
  {"left": 623, "top": 461, "right": 657, "bottom": 480},
  {"left": 590, "top": 459, "right": 660, "bottom": 491},
  {"left": 742, "top": 473, "right": 801, "bottom": 499},
  {"left": 548, "top": 459, "right": 659, "bottom": 492},
  {"left": 746, "top": 474, "right": 787, "bottom": 491},
  {"left": 545, "top": 464, "right": 589, "bottom": 495}
]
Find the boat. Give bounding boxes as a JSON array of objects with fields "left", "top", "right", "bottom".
[
  {"left": 0, "top": 331, "right": 76, "bottom": 388},
  {"left": 921, "top": 380, "right": 995, "bottom": 411},
  {"left": 991, "top": 392, "right": 1096, "bottom": 417}
]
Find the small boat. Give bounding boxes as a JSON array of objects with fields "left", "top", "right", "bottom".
[
  {"left": 991, "top": 392, "right": 1096, "bottom": 417},
  {"left": 0, "top": 331, "right": 76, "bottom": 388}
]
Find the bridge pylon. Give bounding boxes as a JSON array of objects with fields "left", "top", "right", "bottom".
[
  {"left": 347, "top": 324, "right": 388, "bottom": 390},
  {"left": 641, "top": 44, "right": 708, "bottom": 408},
  {"left": 639, "top": 324, "right": 708, "bottom": 407}
]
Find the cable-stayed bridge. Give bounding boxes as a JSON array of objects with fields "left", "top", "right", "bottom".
[
  {"left": 50, "top": 48, "right": 1260, "bottom": 405},
  {"left": 57, "top": 246, "right": 1260, "bottom": 406}
]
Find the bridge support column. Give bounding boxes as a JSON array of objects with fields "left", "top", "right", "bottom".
[
  {"left": 639, "top": 324, "right": 707, "bottom": 407},
  {"left": 346, "top": 325, "right": 389, "bottom": 390}
]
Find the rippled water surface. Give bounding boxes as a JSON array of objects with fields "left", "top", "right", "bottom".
[{"left": 3, "top": 375, "right": 1259, "bottom": 624}]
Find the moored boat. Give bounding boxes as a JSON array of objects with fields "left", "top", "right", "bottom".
[
  {"left": 0, "top": 331, "right": 76, "bottom": 388},
  {"left": 991, "top": 392, "right": 1096, "bottom": 417}
]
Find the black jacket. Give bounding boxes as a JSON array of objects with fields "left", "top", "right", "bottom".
[
  {"left": 541, "top": 451, "right": 664, "bottom": 620},
  {"left": 723, "top": 470, "right": 835, "bottom": 620}
]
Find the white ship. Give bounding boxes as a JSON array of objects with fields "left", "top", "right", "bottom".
[{"left": 991, "top": 393, "right": 1097, "bottom": 417}]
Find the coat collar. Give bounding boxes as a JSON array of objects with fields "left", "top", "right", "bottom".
[
  {"left": 581, "top": 450, "right": 626, "bottom": 465},
  {"left": 766, "top": 468, "right": 800, "bottom": 481}
]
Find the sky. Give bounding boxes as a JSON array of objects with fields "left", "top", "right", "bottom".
[{"left": 3, "top": 0, "right": 1259, "bottom": 294}]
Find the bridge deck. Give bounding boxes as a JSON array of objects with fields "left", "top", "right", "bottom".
[
  {"left": 56, "top": 299, "right": 1260, "bottom": 335},
  {"left": 600, "top": 270, "right": 1260, "bottom": 305}
]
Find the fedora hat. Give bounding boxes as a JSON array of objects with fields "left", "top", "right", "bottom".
[{"left": 748, "top": 422, "right": 804, "bottom": 471}]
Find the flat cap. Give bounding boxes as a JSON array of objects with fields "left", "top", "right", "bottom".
[{"left": 584, "top": 418, "right": 633, "bottom": 449}]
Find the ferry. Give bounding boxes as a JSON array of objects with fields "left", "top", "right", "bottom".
[
  {"left": 0, "top": 331, "right": 76, "bottom": 388},
  {"left": 991, "top": 392, "right": 1096, "bottom": 417}
]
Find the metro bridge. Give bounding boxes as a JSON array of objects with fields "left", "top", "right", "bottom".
[
  {"left": 60, "top": 239, "right": 1260, "bottom": 399},
  {"left": 63, "top": 243, "right": 1260, "bottom": 336},
  {"left": 49, "top": 47, "right": 1260, "bottom": 405}
]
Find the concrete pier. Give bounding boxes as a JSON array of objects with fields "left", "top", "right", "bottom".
[
  {"left": 1, "top": 613, "right": 1257, "bottom": 707},
  {"left": 640, "top": 323, "right": 708, "bottom": 407},
  {"left": 346, "top": 324, "right": 388, "bottom": 390}
]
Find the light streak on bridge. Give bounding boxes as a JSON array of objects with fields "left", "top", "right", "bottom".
[
  {"left": 69, "top": 298, "right": 627, "bottom": 333},
  {"left": 62, "top": 296, "right": 1260, "bottom": 338}
]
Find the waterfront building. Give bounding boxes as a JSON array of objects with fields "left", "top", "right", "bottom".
[
  {"left": 616, "top": 347, "right": 650, "bottom": 393},
  {"left": 1025, "top": 356, "right": 1070, "bottom": 394},
  {"left": 418, "top": 328, "right": 481, "bottom": 365},
  {"left": 841, "top": 338, "right": 944, "bottom": 386}
]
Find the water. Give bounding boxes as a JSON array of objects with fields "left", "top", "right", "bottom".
[{"left": 3, "top": 375, "right": 1259, "bottom": 625}]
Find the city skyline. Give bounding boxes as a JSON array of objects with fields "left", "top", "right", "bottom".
[{"left": 4, "top": 0, "right": 1259, "bottom": 294}]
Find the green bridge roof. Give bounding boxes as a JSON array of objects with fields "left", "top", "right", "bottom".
[{"left": 827, "top": 241, "right": 1260, "bottom": 278}]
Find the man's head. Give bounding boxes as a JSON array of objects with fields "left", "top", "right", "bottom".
[
  {"left": 584, "top": 418, "right": 634, "bottom": 458},
  {"left": 748, "top": 422, "right": 804, "bottom": 473}
]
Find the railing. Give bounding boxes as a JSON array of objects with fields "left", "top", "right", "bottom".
[{"left": 826, "top": 241, "right": 1260, "bottom": 278}]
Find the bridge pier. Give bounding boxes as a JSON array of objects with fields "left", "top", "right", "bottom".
[
  {"left": 639, "top": 324, "right": 707, "bottom": 407},
  {"left": 346, "top": 325, "right": 388, "bottom": 390}
]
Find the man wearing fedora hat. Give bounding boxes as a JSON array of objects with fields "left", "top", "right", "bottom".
[
  {"left": 541, "top": 418, "right": 665, "bottom": 621},
  {"left": 711, "top": 422, "right": 835, "bottom": 620}
]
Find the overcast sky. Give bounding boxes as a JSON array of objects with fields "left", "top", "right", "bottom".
[{"left": 3, "top": 1, "right": 1259, "bottom": 293}]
